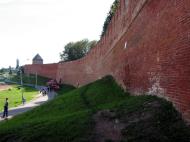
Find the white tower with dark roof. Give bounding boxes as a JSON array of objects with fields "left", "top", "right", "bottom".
[{"left": 32, "top": 54, "right": 43, "bottom": 64}]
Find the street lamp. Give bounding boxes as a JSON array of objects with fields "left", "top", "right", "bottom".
[
  {"left": 20, "top": 70, "right": 25, "bottom": 105},
  {"left": 20, "top": 70, "right": 23, "bottom": 86},
  {"left": 35, "top": 72, "right": 38, "bottom": 88}
]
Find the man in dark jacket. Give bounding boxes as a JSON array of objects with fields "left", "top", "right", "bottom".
[{"left": 2, "top": 98, "right": 8, "bottom": 118}]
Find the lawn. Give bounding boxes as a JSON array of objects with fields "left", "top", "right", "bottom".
[
  {"left": 0, "top": 76, "right": 189, "bottom": 142},
  {"left": 0, "top": 85, "right": 38, "bottom": 111}
]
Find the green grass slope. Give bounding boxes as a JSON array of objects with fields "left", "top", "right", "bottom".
[{"left": 0, "top": 76, "right": 189, "bottom": 142}]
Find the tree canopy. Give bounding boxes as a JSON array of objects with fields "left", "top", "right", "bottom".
[
  {"left": 101, "top": 0, "right": 119, "bottom": 38},
  {"left": 60, "top": 39, "right": 97, "bottom": 62},
  {"left": 9, "top": 66, "right": 12, "bottom": 75}
]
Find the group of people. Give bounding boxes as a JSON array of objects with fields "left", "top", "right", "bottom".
[{"left": 40, "top": 87, "right": 50, "bottom": 96}]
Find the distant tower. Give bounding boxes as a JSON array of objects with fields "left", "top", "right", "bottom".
[
  {"left": 32, "top": 54, "right": 43, "bottom": 64},
  {"left": 16, "top": 59, "right": 19, "bottom": 69}
]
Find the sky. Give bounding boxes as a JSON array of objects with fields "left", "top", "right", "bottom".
[{"left": 0, "top": 0, "right": 114, "bottom": 68}]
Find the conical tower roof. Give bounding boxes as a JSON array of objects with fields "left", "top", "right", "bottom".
[{"left": 33, "top": 54, "right": 43, "bottom": 61}]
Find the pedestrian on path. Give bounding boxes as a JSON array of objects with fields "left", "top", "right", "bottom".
[
  {"left": 2, "top": 98, "right": 8, "bottom": 119},
  {"left": 22, "top": 95, "right": 26, "bottom": 105}
]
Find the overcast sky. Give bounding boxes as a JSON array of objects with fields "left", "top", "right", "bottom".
[{"left": 0, "top": 0, "right": 114, "bottom": 68}]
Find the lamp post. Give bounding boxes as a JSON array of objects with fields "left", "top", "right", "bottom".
[
  {"left": 21, "top": 89, "right": 25, "bottom": 105},
  {"left": 20, "top": 70, "right": 23, "bottom": 86},
  {"left": 35, "top": 72, "right": 38, "bottom": 88},
  {"left": 20, "top": 70, "right": 25, "bottom": 105}
]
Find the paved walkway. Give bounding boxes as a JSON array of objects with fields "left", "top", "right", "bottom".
[{"left": 0, "top": 91, "right": 57, "bottom": 121}]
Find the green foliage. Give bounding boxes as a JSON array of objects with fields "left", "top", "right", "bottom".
[
  {"left": 0, "top": 76, "right": 189, "bottom": 142},
  {"left": 101, "top": 0, "right": 119, "bottom": 37},
  {"left": 9, "top": 74, "right": 50, "bottom": 86},
  {"left": 16, "top": 66, "right": 24, "bottom": 76},
  {"left": 0, "top": 68, "right": 5, "bottom": 74},
  {"left": 60, "top": 39, "right": 97, "bottom": 62},
  {"left": 8, "top": 66, "right": 12, "bottom": 75}
]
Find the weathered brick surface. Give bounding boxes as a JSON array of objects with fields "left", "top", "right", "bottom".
[
  {"left": 24, "top": 63, "right": 58, "bottom": 79},
  {"left": 25, "top": 0, "right": 190, "bottom": 123}
]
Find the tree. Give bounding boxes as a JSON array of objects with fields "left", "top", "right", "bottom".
[
  {"left": 101, "top": 0, "right": 119, "bottom": 38},
  {"left": 9, "top": 66, "right": 12, "bottom": 75},
  {"left": 88, "top": 40, "right": 97, "bottom": 49},
  {"left": 17, "top": 66, "right": 24, "bottom": 76},
  {"left": 20, "top": 66, "right": 24, "bottom": 74},
  {"left": 60, "top": 39, "right": 97, "bottom": 62},
  {"left": 0, "top": 68, "right": 4, "bottom": 74}
]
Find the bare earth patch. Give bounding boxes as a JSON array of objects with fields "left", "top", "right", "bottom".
[
  {"left": 0, "top": 83, "right": 12, "bottom": 91},
  {"left": 91, "top": 101, "right": 190, "bottom": 142},
  {"left": 92, "top": 110, "right": 125, "bottom": 142}
]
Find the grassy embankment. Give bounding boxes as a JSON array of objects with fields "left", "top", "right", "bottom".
[
  {"left": 0, "top": 85, "right": 38, "bottom": 111},
  {"left": 0, "top": 76, "right": 189, "bottom": 142}
]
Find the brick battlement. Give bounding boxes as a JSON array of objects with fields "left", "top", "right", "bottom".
[{"left": 25, "top": 0, "right": 190, "bottom": 123}]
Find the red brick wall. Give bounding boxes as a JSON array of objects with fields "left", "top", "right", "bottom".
[
  {"left": 56, "top": 0, "right": 190, "bottom": 123},
  {"left": 24, "top": 63, "right": 58, "bottom": 79}
]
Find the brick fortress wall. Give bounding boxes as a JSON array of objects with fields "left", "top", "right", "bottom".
[
  {"left": 25, "top": 0, "right": 190, "bottom": 123},
  {"left": 24, "top": 63, "right": 58, "bottom": 79}
]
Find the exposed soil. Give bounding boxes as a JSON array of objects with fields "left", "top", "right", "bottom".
[
  {"left": 92, "top": 110, "right": 125, "bottom": 142},
  {"left": 91, "top": 101, "right": 190, "bottom": 142},
  {"left": 0, "top": 83, "right": 12, "bottom": 91}
]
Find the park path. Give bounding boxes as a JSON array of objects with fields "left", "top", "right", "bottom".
[{"left": 0, "top": 91, "right": 57, "bottom": 121}]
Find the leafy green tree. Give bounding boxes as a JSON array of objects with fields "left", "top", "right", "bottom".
[
  {"left": 17, "top": 66, "right": 24, "bottom": 76},
  {"left": 9, "top": 66, "right": 12, "bottom": 75},
  {"left": 0, "top": 68, "right": 4, "bottom": 74},
  {"left": 101, "top": 0, "right": 119, "bottom": 38},
  {"left": 60, "top": 39, "right": 97, "bottom": 62},
  {"left": 88, "top": 40, "right": 97, "bottom": 49}
]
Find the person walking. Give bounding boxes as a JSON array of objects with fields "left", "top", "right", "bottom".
[
  {"left": 22, "top": 95, "right": 26, "bottom": 105},
  {"left": 2, "top": 98, "right": 8, "bottom": 119}
]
